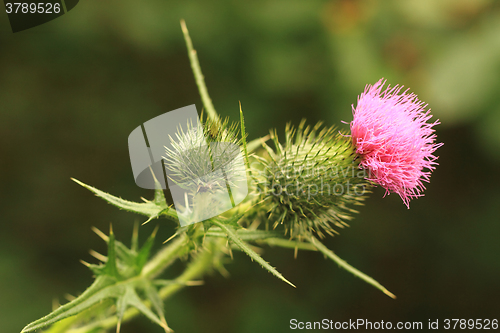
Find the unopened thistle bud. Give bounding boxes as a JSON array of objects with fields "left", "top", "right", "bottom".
[
  {"left": 257, "top": 120, "right": 370, "bottom": 238},
  {"left": 163, "top": 116, "right": 242, "bottom": 193},
  {"left": 163, "top": 116, "right": 246, "bottom": 225}
]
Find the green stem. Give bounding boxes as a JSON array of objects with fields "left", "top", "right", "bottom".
[
  {"left": 181, "top": 19, "right": 220, "bottom": 124},
  {"left": 307, "top": 235, "right": 396, "bottom": 299},
  {"left": 257, "top": 237, "right": 318, "bottom": 251},
  {"left": 158, "top": 238, "right": 224, "bottom": 299},
  {"left": 141, "top": 233, "right": 189, "bottom": 279}
]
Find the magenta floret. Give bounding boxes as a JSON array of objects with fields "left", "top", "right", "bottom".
[{"left": 350, "top": 79, "right": 443, "bottom": 208}]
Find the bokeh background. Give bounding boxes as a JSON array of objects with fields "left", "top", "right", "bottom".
[{"left": 1, "top": 0, "right": 500, "bottom": 332}]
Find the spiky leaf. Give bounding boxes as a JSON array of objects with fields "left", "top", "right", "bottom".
[
  {"left": 22, "top": 226, "right": 170, "bottom": 333},
  {"left": 212, "top": 219, "right": 295, "bottom": 287},
  {"left": 307, "top": 235, "right": 396, "bottom": 299},
  {"left": 21, "top": 276, "right": 115, "bottom": 332},
  {"left": 72, "top": 178, "right": 176, "bottom": 224}
]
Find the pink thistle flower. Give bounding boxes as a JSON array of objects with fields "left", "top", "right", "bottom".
[{"left": 350, "top": 79, "right": 442, "bottom": 208}]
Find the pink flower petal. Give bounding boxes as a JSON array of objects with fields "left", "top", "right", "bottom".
[{"left": 350, "top": 79, "right": 443, "bottom": 208}]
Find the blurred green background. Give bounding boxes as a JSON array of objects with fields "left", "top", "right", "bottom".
[{"left": 1, "top": 0, "right": 499, "bottom": 332}]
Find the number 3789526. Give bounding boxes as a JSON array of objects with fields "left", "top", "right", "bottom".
[{"left": 5, "top": 2, "right": 61, "bottom": 14}]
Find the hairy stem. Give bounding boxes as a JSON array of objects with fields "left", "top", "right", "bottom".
[
  {"left": 141, "top": 233, "right": 189, "bottom": 279},
  {"left": 180, "top": 19, "right": 220, "bottom": 124},
  {"left": 159, "top": 238, "right": 224, "bottom": 298}
]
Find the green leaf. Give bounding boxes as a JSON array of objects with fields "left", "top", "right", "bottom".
[
  {"left": 210, "top": 212, "right": 244, "bottom": 231},
  {"left": 225, "top": 216, "right": 243, "bottom": 230},
  {"left": 116, "top": 286, "right": 170, "bottom": 333},
  {"left": 22, "top": 225, "right": 174, "bottom": 333},
  {"left": 115, "top": 288, "right": 127, "bottom": 333},
  {"left": 202, "top": 220, "right": 214, "bottom": 233},
  {"left": 105, "top": 227, "right": 120, "bottom": 279},
  {"left": 144, "top": 283, "right": 170, "bottom": 332},
  {"left": 239, "top": 103, "right": 251, "bottom": 172},
  {"left": 307, "top": 235, "right": 396, "bottom": 299},
  {"left": 21, "top": 275, "right": 115, "bottom": 333},
  {"left": 91, "top": 227, "right": 136, "bottom": 277},
  {"left": 152, "top": 173, "right": 167, "bottom": 206},
  {"left": 212, "top": 219, "right": 295, "bottom": 288},
  {"left": 135, "top": 227, "right": 158, "bottom": 272},
  {"left": 131, "top": 222, "right": 140, "bottom": 252},
  {"left": 71, "top": 178, "right": 176, "bottom": 224},
  {"left": 144, "top": 283, "right": 164, "bottom": 318}
]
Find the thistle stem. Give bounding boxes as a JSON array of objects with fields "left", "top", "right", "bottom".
[
  {"left": 158, "top": 238, "right": 225, "bottom": 299},
  {"left": 181, "top": 19, "right": 220, "bottom": 124},
  {"left": 141, "top": 233, "right": 189, "bottom": 279}
]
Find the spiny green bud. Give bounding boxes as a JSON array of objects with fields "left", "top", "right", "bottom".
[
  {"left": 163, "top": 115, "right": 248, "bottom": 225},
  {"left": 163, "top": 115, "right": 242, "bottom": 192},
  {"left": 256, "top": 120, "right": 371, "bottom": 238}
]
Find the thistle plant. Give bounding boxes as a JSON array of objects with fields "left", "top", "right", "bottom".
[{"left": 21, "top": 21, "right": 441, "bottom": 333}]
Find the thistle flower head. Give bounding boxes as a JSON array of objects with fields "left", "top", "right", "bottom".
[{"left": 350, "top": 79, "right": 442, "bottom": 208}]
